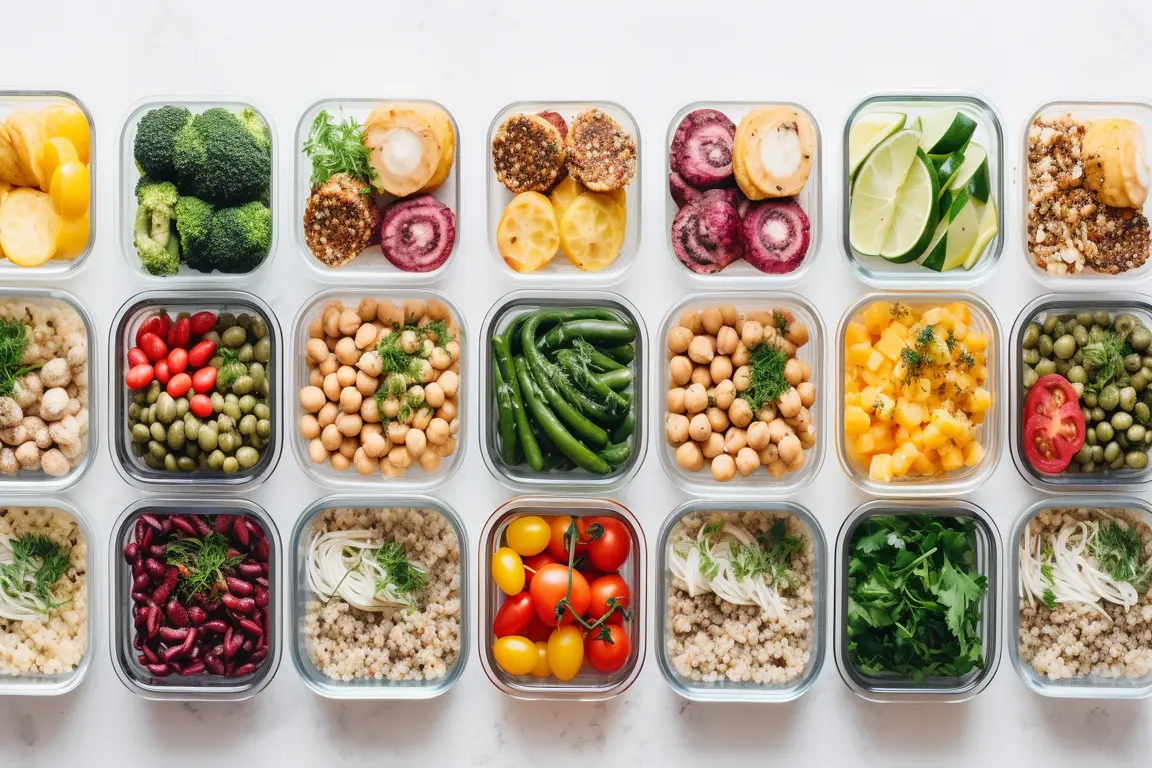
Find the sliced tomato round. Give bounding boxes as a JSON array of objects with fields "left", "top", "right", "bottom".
[{"left": 1023, "top": 373, "right": 1086, "bottom": 474}]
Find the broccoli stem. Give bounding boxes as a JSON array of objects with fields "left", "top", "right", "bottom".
[{"left": 151, "top": 210, "right": 171, "bottom": 247}]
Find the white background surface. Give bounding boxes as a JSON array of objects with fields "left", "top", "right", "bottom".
[{"left": 1, "top": 0, "right": 1150, "bottom": 764}]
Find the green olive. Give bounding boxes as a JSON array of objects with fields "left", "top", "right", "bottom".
[
  {"left": 175, "top": 397, "right": 189, "bottom": 418},
  {"left": 162, "top": 454, "right": 176, "bottom": 471},
  {"left": 207, "top": 449, "right": 225, "bottom": 470},
  {"left": 1083, "top": 391, "right": 1099, "bottom": 408},
  {"left": 1073, "top": 326, "right": 1090, "bottom": 347},
  {"left": 198, "top": 428, "right": 218, "bottom": 451},
  {"left": 248, "top": 363, "right": 265, "bottom": 389},
  {"left": 1023, "top": 349, "right": 1040, "bottom": 366},
  {"left": 221, "top": 403, "right": 240, "bottom": 422},
  {"left": 1137, "top": 402, "right": 1151, "bottom": 423},
  {"left": 222, "top": 456, "right": 240, "bottom": 474},
  {"left": 186, "top": 443, "right": 200, "bottom": 460},
  {"left": 236, "top": 446, "right": 259, "bottom": 469},
  {"left": 1127, "top": 353, "right": 1144, "bottom": 374},
  {"left": 1038, "top": 336, "right": 1054, "bottom": 357},
  {"left": 1094, "top": 310, "right": 1112, "bottom": 326},
  {"left": 1097, "top": 422, "right": 1115, "bottom": 442},
  {"left": 176, "top": 456, "right": 196, "bottom": 472},
  {"left": 254, "top": 403, "right": 270, "bottom": 420},
  {"left": 217, "top": 414, "right": 234, "bottom": 433},
  {"left": 1090, "top": 444, "right": 1105, "bottom": 463},
  {"left": 1105, "top": 441, "right": 1122, "bottom": 463},
  {"left": 237, "top": 343, "right": 254, "bottom": 363},
  {"left": 1066, "top": 365, "right": 1087, "bottom": 384},
  {"left": 1121, "top": 386, "right": 1138, "bottom": 412},
  {"left": 148, "top": 440, "right": 167, "bottom": 460},
  {"left": 1129, "top": 424, "right": 1147, "bottom": 443},
  {"left": 185, "top": 418, "right": 200, "bottom": 440},
  {"left": 131, "top": 442, "right": 146, "bottom": 458},
  {"left": 156, "top": 393, "right": 177, "bottom": 424},
  {"left": 167, "top": 421, "right": 186, "bottom": 450},
  {"left": 232, "top": 375, "right": 254, "bottom": 396},
  {"left": 253, "top": 337, "right": 271, "bottom": 364},
  {"left": 215, "top": 313, "right": 236, "bottom": 331},
  {"left": 1086, "top": 426, "right": 1098, "bottom": 446},
  {"left": 218, "top": 432, "right": 239, "bottom": 453},
  {"left": 1126, "top": 451, "right": 1149, "bottom": 470},
  {"left": 1100, "top": 384, "right": 1121, "bottom": 411},
  {"left": 1055, "top": 359, "right": 1073, "bottom": 376},
  {"left": 1116, "top": 314, "right": 1138, "bottom": 336},
  {"left": 249, "top": 318, "right": 267, "bottom": 340},
  {"left": 1131, "top": 326, "right": 1152, "bottom": 352},
  {"left": 149, "top": 422, "right": 166, "bottom": 442},
  {"left": 1113, "top": 411, "right": 1135, "bottom": 431},
  {"left": 1075, "top": 444, "right": 1093, "bottom": 464},
  {"left": 210, "top": 392, "right": 225, "bottom": 412},
  {"left": 1081, "top": 460, "right": 1096, "bottom": 473},
  {"left": 239, "top": 395, "right": 256, "bottom": 414},
  {"left": 132, "top": 392, "right": 147, "bottom": 408},
  {"left": 1132, "top": 372, "right": 1148, "bottom": 393},
  {"left": 221, "top": 326, "right": 247, "bottom": 348},
  {"left": 1054, "top": 335, "right": 1077, "bottom": 360},
  {"left": 1023, "top": 323, "right": 1041, "bottom": 350},
  {"left": 256, "top": 419, "right": 271, "bottom": 438},
  {"left": 1023, "top": 366, "right": 1038, "bottom": 389},
  {"left": 239, "top": 414, "right": 257, "bottom": 435},
  {"left": 1035, "top": 359, "right": 1056, "bottom": 376},
  {"left": 128, "top": 403, "right": 141, "bottom": 421},
  {"left": 131, "top": 423, "right": 150, "bottom": 443},
  {"left": 203, "top": 330, "right": 222, "bottom": 347},
  {"left": 236, "top": 313, "right": 252, "bottom": 330}
]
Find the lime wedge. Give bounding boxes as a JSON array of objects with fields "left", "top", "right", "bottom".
[
  {"left": 948, "top": 142, "right": 990, "bottom": 203},
  {"left": 910, "top": 116, "right": 923, "bottom": 132},
  {"left": 849, "top": 129, "right": 922, "bottom": 257},
  {"left": 918, "top": 189, "right": 979, "bottom": 271},
  {"left": 919, "top": 109, "right": 977, "bottom": 155},
  {"left": 880, "top": 149, "right": 939, "bottom": 262},
  {"left": 964, "top": 197, "right": 999, "bottom": 269},
  {"left": 848, "top": 112, "right": 907, "bottom": 179},
  {"left": 931, "top": 150, "right": 965, "bottom": 192}
]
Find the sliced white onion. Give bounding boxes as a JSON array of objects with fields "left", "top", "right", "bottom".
[{"left": 307, "top": 529, "right": 426, "bottom": 612}]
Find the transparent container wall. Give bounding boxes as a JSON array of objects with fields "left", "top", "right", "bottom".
[
  {"left": 110, "top": 291, "right": 281, "bottom": 489},
  {"left": 841, "top": 93, "right": 1005, "bottom": 288},
  {"left": 655, "top": 500, "right": 826, "bottom": 702},
  {"left": 836, "top": 291, "right": 1003, "bottom": 496},
  {"left": 0, "top": 289, "right": 97, "bottom": 492},
  {"left": 0, "top": 91, "right": 95, "bottom": 277},
  {"left": 665, "top": 102, "right": 821, "bottom": 288},
  {"left": 834, "top": 499, "right": 1001, "bottom": 703},
  {"left": 1024, "top": 101, "right": 1152, "bottom": 289},
  {"left": 289, "top": 495, "right": 469, "bottom": 699},
  {"left": 1008, "top": 496, "right": 1152, "bottom": 699},
  {"left": 1010, "top": 294, "right": 1152, "bottom": 492},
  {"left": 478, "top": 496, "right": 646, "bottom": 701},
  {"left": 118, "top": 97, "right": 277, "bottom": 282},
  {"left": 110, "top": 499, "right": 281, "bottom": 701},
  {"left": 289, "top": 289, "right": 465, "bottom": 492},
  {"left": 655, "top": 292, "right": 825, "bottom": 496},
  {"left": 479, "top": 290, "right": 646, "bottom": 493},
  {"left": 0, "top": 499, "right": 96, "bottom": 696},
  {"left": 486, "top": 102, "right": 640, "bottom": 285},
  {"left": 295, "top": 99, "right": 459, "bottom": 282}
]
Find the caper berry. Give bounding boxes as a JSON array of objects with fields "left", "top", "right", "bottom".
[
  {"left": 1121, "top": 386, "right": 1138, "bottom": 411},
  {"left": 222, "top": 456, "right": 240, "bottom": 474},
  {"left": 167, "top": 421, "right": 186, "bottom": 450},
  {"left": 237, "top": 343, "right": 253, "bottom": 363},
  {"left": 239, "top": 394, "right": 256, "bottom": 414},
  {"left": 257, "top": 419, "right": 271, "bottom": 438},
  {"left": 198, "top": 428, "right": 218, "bottom": 451},
  {"left": 1104, "top": 442, "right": 1122, "bottom": 463},
  {"left": 1038, "top": 335, "right": 1054, "bottom": 357},
  {"left": 131, "top": 423, "right": 150, "bottom": 443},
  {"left": 1073, "top": 326, "right": 1089, "bottom": 347},
  {"left": 1043, "top": 316, "right": 1059, "bottom": 334},
  {"left": 1097, "top": 422, "right": 1115, "bottom": 442},
  {"left": 232, "top": 375, "right": 254, "bottom": 395},
  {"left": 176, "top": 456, "right": 197, "bottom": 472},
  {"left": 207, "top": 450, "right": 225, "bottom": 470},
  {"left": 1131, "top": 326, "right": 1152, "bottom": 352}
]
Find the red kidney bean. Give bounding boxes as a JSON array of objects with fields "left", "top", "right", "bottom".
[
  {"left": 133, "top": 634, "right": 144, "bottom": 651},
  {"left": 226, "top": 577, "right": 253, "bottom": 596},
  {"left": 146, "top": 663, "right": 171, "bottom": 677},
  {"left": 236, "top": 562, "right": 262, "bottom": 577},
  {"left": 202, "top": 599, "right": 221, "bottom": 613},
  {"left": 189, "top": 644, "right": 201, "bottom": 661},
  {"left": 148, "top": 544, "right": 167, "bottom": 559},
  {"left": 131, "top": 558, "right": 144, "bottom": 580},
  {"left": 169, "top": 515, "right": 196, "bottom": 536},
  {"left": 255, "top": 576, "right": 268, "bottom": 588},
  {"left": 142, "top": 644, "right": 160, "bottom": 664},
  {"left": 158, "top": 626, "right": 188, "bottom": 643},
  {"left": 179, "top": 662, "right": 206, "bottom": 677},
  {"left": 232, "top": 517, "right": 250, "bottom": 548},
  {"left": 159, "top": 517, "right": 173, "bottom": 535},
  {"left": 214, "top": 514, "right": 233, "bottom": 534},
  {"left": 201, "top": 619, "right": 228, "bottom": 634},
  {"left": 255, "top": 537, "right": 270, "bottom": 563},
  {"left": 146, "top": 606, "right": 161, "bottom": 639},
  {"left": 152, "top": 568, "right": 178, "bottom": 605},
  {"left": 131, "top": 591, "right": 152, "bottom": 605},
  {"left": 231, "top": 663, "right": 257, "bottom": 678},
  {"left": 249, "top": 648, "right": 268, "bottom": 664},
  {"left": 244, "top": 518, "right": 264, "bottom": 540},
  {"left": 124, "top": 542, "right": 139, "bottom": 562},
  {"left": 192, "top": 516, "right": 212, "bottom": 537},
  {"left": 220, "top": 594, "right": 254, "bottom": 613},
  {"left": 224, "top": 630, "right": 243, "bottom": 659},
  {"left": 209, "top": 643, "right": 224, "bottom": 658},
  {"left": 226, "top": 547, "right": 242, "bottom": 560},
  {"left": 204, "top": 655, "right": 224, "bottom": 676},
  {"left": 238, "top": 618, "right": 262, "bottom": 637},
  {"left": 166, "top": 600, "right": 189, "bottom": 628},
  {"left": 141, "top": 514, "right": 164, "bottom": 531},
  {"left": 143, "top": 558, "right": 165, "bottom": 579},
  {"left": 187, "top": 606, "right": 206, "bottom": 625},
  {"left": 132, "top": 573, "right": 150, "bottom": 591},
  {"left": 241, "top": 639, "right": 253, "bottom": 653},
  {"left": 253, "top": 586, "right": 268, "bottom": 609}
]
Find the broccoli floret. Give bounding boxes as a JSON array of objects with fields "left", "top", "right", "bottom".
[
  {"left": 174, "top": 195, "right": 214, "bottom": 270},
  {"left": 173, "top": 108, "right": 270, "bottom": 206},
  {"left": 133, "top": 106, "right": 191, "bottom": 182},
  {"left": 136, "top": 181, "right": 178, "bottom": 247},
  {"left": 199, "top": 201, "right": 272, "bottom": 274},
  {"left": 136, "top": 236, "right": 180, "bottom": 277},
  {"left": 239, "top": 107, "right": 271, "bottom": 153}
]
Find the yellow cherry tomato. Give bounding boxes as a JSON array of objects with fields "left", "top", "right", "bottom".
[
  {"left": 546, "top": 625, "right": 585, "bottom": 682},
  {"left": 506, "top": 515, "right": 551, "bottom": 557},
  {"left": 491, "top": 546, "right": 525, "bottom": 595},
  {"left": 55, "top": 211, "right": 90, "bottom": 259},
  {"left": 492, "top": 636, "right": 537, "bottom": 676},
  {"left": 530, "top": 640, "right": 551, "bottom": 678},
  {"left": 50, "top": 161, "right": 89, "bottom": 219},
  {"left": 38, "top": 137, "right": 78, "bottom": 194},
  {"left": 41, "top": 104, "right": 90, "bottom": 164}
]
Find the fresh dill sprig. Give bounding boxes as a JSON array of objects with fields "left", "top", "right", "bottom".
[
  {"left": 374, "top": 541, "right": 427, "bottom": 603},
  {"left": 165, "top": 532, "right": 243, "bottom": 597},
  {"left": 739, "top": 343, "right": 789, "bottom": 411},
  {"left": 0, "top": 534, "right": 72, "bottom": 612},
  {"left": 0, "top": 319, "right": 38, "bottom": 398},
  {"left": 1090, "top": 521, "right": 1151, "bottom": 594}
]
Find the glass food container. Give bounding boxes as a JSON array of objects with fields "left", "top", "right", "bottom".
[
  {"left": 478, "top": 496, "right": 645, "bottom": 701},
  {"left": 294, "top": 98, "right": 459, "bottom": 283},
  {"left": 479, "top": 290, "right": 646, "bottom": 493},
  {"left": 486, "top": 101, "right": 641, "bottom": 285},
  {"left": 655, "top": 292, "right": 825, "bottom": 496},
  {"left": 833, "top": 499, "right": 1001, "bottom": 703},
  {"left": 289, "top": 495, "right": 469, "bottom": 699},
  {"left": 1008, "top": 496, "right": 1152, "bottom": 699},
  {"left": 109, "top": 498, "right": 281, "bottom": 701},
  {"left": 841, "top": 92, "right": 1005, "bottom": 288},
  {"left": 836, "top": 291, "right": 1003, "bottom": 496},
  {"left": 1010, "top": 294, "right": 1152, "bottom": 492},
  {"left": 118, "top": 96, "right": 277, "bottom": 283},
  {"left": 655, "top": 499, "right": 827, "bottom": 702},
  {"left": 289, "top": 289, "right": 465, "bottom": 492},
  {"left": 665, "top": 101, "right": 822, "bottom": 288},
  {"left": 110, "top": 290, "right": 281, "bottom": 490}
]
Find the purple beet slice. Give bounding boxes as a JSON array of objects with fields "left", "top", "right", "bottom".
[
  {"left": 537, "top": 110, "right": 568, "bottom": 140},
  {"left": 669, "top": 109, "right": 736, "bottom": 189},
  {"left": 699, "top": 187, "right": 737, "bottom": 207},
  {"left": 671, "top": 195, "right": 743, "bottom": 274},
  {"left": 741, "top": 198, "right": 810, "bottom": 274},
  {"left": 735, "top": 190, "right": 751, "bottom": 220},
  {"left": 669, "top": 171, "right": 700, "bottom": 207},
  {"left": 378, "top": 195, "right": 456, "bottom": 273}
]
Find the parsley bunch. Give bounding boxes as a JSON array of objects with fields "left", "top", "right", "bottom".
[{"left": 303, "top": 109, "right": 374, "bottom": 190}]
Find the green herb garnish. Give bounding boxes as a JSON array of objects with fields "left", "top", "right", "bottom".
[
  {"left": 1083, "top": 332, "right": 1131, "bottom": 394},
  {"left": 302, "top": 109, "right": 374, "bottom": 189},
  {"left": 0, "top": 534, "right": 72, "bottom": 614},
  {"left": 216, "top": 347, "right": 245, "bottom": 389},
  {"left": 740, "top": 343, "right": 789, "bottom": 411},
  {"left": 0, "top": 319, "right": 39, "bottom": 398},
  {"left": 165, "top": 532, "right": 243, "bottom": 597},
  {"left": 1090, "top": 520, "right": 1151, "bottom": 594},
  {"left": 374, "top": 541, "right": 427, "bottom": 604}
]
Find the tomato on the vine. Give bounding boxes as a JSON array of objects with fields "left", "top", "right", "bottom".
[
  {"left": 546, "top": 515, "right": 589, "bottom": 561},
  {"left": 546, "top": 626, "right": 584, "bottom": 682},
  {"left": 525, "top": 615, "right": 552, "bottom": 643},
  {"left": 586, "top": 517, "right": 631, "bottom": 572},
  {"left": 587, "top": 574, "right": 630, "bottom": 625},
  {"left": 493, "top": 592, "right": 535, "bottom": 638},
  {"left": 492, "top": 636, "right": 537, "bottom": 676},
  {"left": 506, "top": 515, "right": 551, "bottom": 557},
  {"left": 522, "top": 551, "right": 561, "bottom": 588},
  {"left": 584, "top": 624, "right": 630, "bottom": 673},
  {"left": 529, "top": 563, "right": 589, "bottom": 627},
  {"left": 492, "top": 547, "right": 525, "bottom": 595},
  {"left": 529, "top": 640, "right": 551, "bottom": 678}
]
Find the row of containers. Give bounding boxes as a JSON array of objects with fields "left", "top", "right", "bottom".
[{"left": 5, "top": 91, "right": 1152, "bottom": 289}]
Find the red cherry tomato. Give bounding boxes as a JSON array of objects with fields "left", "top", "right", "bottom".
[
  {"left": 492, "top": 592, "right": 535, "bottom": 638},
  {"left": 188, "top": 339, "right": 216, "bottom": 368},
  {"left": 125, "top": 363, "right": 154, "bottom": 390},
  {"left": 138, "top": 332, "right": 168, "bottom": 363},
  {"left": 167, "top": 373, "right": 192, "bottom": 398},
  {"left": 587, "top": 574, "right": 630, "bottom": 625},
  {"left": 191, "top": 366, "right": 217, "bottom": 394},
  {"left": 547, "top": 515, "right": 590, "bottom": 562},
  {"left": 126, "top": 347, "right": 148, "bottom": 367},
  {"left": 586, "top": 517, "right": 632, "bottom": 573},
  {"left": 189, "top": 311, "right": 217, "bottom": 337},
  {"left": 189, "top": 393, "right": 213, "bottom": 418},
  {"left": 529, "top": 563, "right": 589, "bottom": 628},
  {"left": 1023, "top": 374, "right": 1086, "bottom": 475},
  {"left": 167, "top": 347, "right": 188, "bottom": 375},
  {"left": 155, "top": 313, "right": 172, "bottom": 339},
  {"left": 166, "top": 317, "right": 191, "bottom": 349},
  {"left": 584, "top": 624, "right": 630, "bottom": 673},
  {"left": 525, "top": 615, "right": 552, "bottom": 643},
  {"left": 153, "top": 359, "right": 171, "bottom": 385},
  {"left": 522, "top": 552, "right": 561, "bottom": 588},
  {"left": 135, "top": 316, "right": 164, "bottom": 347}
]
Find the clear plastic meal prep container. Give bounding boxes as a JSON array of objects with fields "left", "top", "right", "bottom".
[
  {"left": 665, "top": 101, "right": 822, "bottom": 288},
  {"left": 118, "top": 96, "right": 277, "bottom": 283},
  {"left": 1010, "top": 294, "right": 1152, "bottom": 492},
  {"left": 0, "top": 288, "right": 97, "bottom": 493},
  {"left": 835, "top": 291, "right": 1003, "bottom": 496},
  {"left": 109, "top": 498, "right": 281, "bottom": 701},
  {"left": 110, "top": 290, "right": 281, "bottom": 490},
  {"left": 1023, "top": 101, "right": 1152, "bottom": 290},
  {"left": 1008, "top": 495, "right": 1152, "bottom": 699},
  {"left": 0, "top": 497, "right": 97, "bottom": 696},
  {"left": 295, "top": 98, "right": 459, "bottom": 283},
  {"left": 0, "top": 91, "right": 96, "bottom": 277},
  {"left": 289, "top": 494, "right": 469, "bottom": 699},
  {"left": 479, "top": 290, "right": 646, "bottom": 493},
  {"left": 833, "top": 499, "right": 1001, "bottom": 703},
  {"left": 655, "top": 499, "right": 826, "bottom": 702},
  {"left": 487, "top": 101, "right": 641, "bottom": 285},
  {"left": 841, "top": 92, "right": 1005, "bottom": 289},
  {"left": 289, "top": 288, "right": 466, "bottom": 492},
  {"left": 655, "top": 292, "right": 825, "bottom": 496},
  {"left": 478, "top": 496, "right": 645, "bottom": 701}
]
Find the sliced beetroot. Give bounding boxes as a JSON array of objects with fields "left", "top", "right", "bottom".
[
  {"left": 741, "top": 198, "right": 810, "bottom": 274},
  {"left": 669, "top": 171, "right": 700, "bottom": 207},
  {"left": 735, "top": 190, "right": 751, "bottom": 220},
  {"left": 671, "top": 195, "right": 743, "bottom": 274},
  {"left": 669, "top": 109, "right": 735, "bottom": 189},
  {"left": 699, "top": 187, "right": 737, "bottom": 208},
  {"left": 379, "top": 195, "right": 457, "bottom": 273},
  {"left": 536, "top": 110, "right": 568, "bottom": 140}
]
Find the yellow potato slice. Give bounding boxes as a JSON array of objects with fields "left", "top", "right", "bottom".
[
  {"left": 415, "top": 104, "right": 456, "bottom": 194},
  {"left": 0, "top": 181, "right": 10, "bottom": 258},
  {"left": 559, "top": 193, "right": 626, "bottom": 272},
  {"left": 0, "top": 123, "right": 37, "bottom": 187},
  {"left": 0, "top": 188, "right": 60, "bottom": 267},
  {"left": 5, "top": 111, "right": 49, "bottom": 190},
  {"left": 548, "top": 176, "right": 585, "bottom": 224},
  {"left": 497, "top": 192, "right": 559, "bottom": 273}
]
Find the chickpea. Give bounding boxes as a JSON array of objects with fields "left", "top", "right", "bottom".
[
  {"left": 336, "top": 336, "right": 360, "bottom": 365},
  {"left": 741, "top": 320, "right": 764, "bottom": 350},
  {"left": 425, "top": 300, "right": 449, "bottom": 321},
  {"left": 789, "top": 406, "right": 812, "bottom": 433},
  {"left": 736, "top": 446, "right": 761, "bottom": 477},
  {"left": 706, "top": 406, "right": 729, "bottom": 434},
  {"left": 336, "top": 365, "right": 357, "bottom": 388},
  {"left": 690, "top": 366, "right": 713, "bottom": 388},
  {"left": 363, "top": 431, "right": 388, "bottom": 459},
  {"left": 784, "top": 358, "right": 804, "bottom": 387},
  {"left": 321, "top": 424, "right": 342, "bottom": 451},
  {"left": 388, "top": 445, "right": 413, "bottom": 469},
  {"left": 357, "top": 298, "right": 379, "bottom": 322},
  {"left": 337, "top": 413, "right": 364, "bottom": 438},
  {"left": 701, "top": 432, "right": 725, "bottom": 459},
  {"left": 688, "top": 413, "right": 712, "bottom": 442},
  {"left": 747, "top": 421, "right": 770, "bottom": 451},
  {"left": 768, "top": 418, "right": 793, "bottom": 444},
  {"left": 376, "top": 302, "right": 403, "bottom": 327},
  {"left": 758, "top": 403, "right": 777, "bottom": 423},
  {"left": 437, "top": 400, "right": 458, "bottom": 421},
  {"left": 786, "top": 450, "right": 806, "bottom": 472},
  {"left": 797, "top": 381, "right": 816, "bottom": 408},
  {"left": 300, "top": 386, "right": 326, "bottom": 413},
  {"left": 379, "top": 459, "right": 404, "bottom": 477},
  {"left": 714, "top": 380, "right": 736, "bottom": 410},
  {"left": 387, "top": 420, "right": 409, "bottom": 444},
  {"left": 319, "top": 353, "right": 339, "bottom": 377},
  {"left": 300, "top": 414, "right": 321, "bottom": 440},
  {"left": 766, "top": 459, "right": 787, "bottom": 478},
  {"left": 322, "top": 305, "right": 341, "bottom": 337},
  {"left": 419, "top": 450, "right": 442, "bottom": 472},
  {"left": 668, "top": 325, "right": 693, "bottom": 355},
  {"left": 684, "top": 383, "right": 708, "bottom": 414},
  {"left": 666, "top": 413, "right": 690, "bottom": 445},
  {"left": 356, "top": 371, "right": 378, "bottom": 397},
  {"left": 798, "top": 359, "right": 812, "bottom": 382},
  {"left": 323, "top": 373, "right": 341, "bottom": 402},
  {"left": 733, "top": 365, "right": 751, "bottom": 392},
  {"left": 680, "top": 309, "right": 703, "bottom": 335},
  {"left": 405, "top": 428, "right": 428, "bottom": 458},
  {"left": 426, "top": 418, "right": 450, "bottom": 445},
  {"left": 758, "top": 443, "right": 779, "bottom": 466},
  {"left": 430, "top": 347, "right": 451, "bottom": 370},
  {"left": 670, "top": 356, "right": 692, "bottom": 386},
  {"left": 716, "top": 327, "right": 738, "bottom": 356},
  {"left": 355, "top": 322, "right": 379, "bottom": 350},
  {"left": 445, "top": 340, "right": 461, "bottom": 362},
  {"left": 688, "top": 335, "right": 715, "bottom": 364},
  {"left": 306, "top": 338, "right": 328, "bottom": 363},
  {"left": 710, "top": 355, "right": 733, "bottom": 384},
  {"left": 701, "top": 307, "right": 723, "bottom": 336},
  {"left": 425, "top": 382, "right": 446, "bottom": 409},
  {"left": 326, "top": 335, "right": 339, "bottom": 352},
  {"left": 308, "top": 438, "right": 328, "bottom": 464},
  {"left": 352, "top": 447, "right": 375, "bottom": 475},
  {"left": 438, "top": 370, "right": 460, "bottom": 398},
  {"left": 340, "top": 387, "right": 363, "bottom": 414},
  {"left": 331, "top": 451, "right": 352, "bottom": 472},
  {"left": 798, "top": 426, "right": 817, "bottom": 450},
  {"left": 778, "top": 387, "right": 802, "bottom": 419},
  {"left": 778, "top": 434, "right": 802, "bottom": 465},
  {"left": 675, "top": 440, "right": 704, "bottom": 472},
  {"left": 667, "top": 387, "right": 687, "bottom": 414},
  {"left": 309, "top": 315, "right": 324, "bottom": 339},
  {"left": 725, "top": 427, "right": 748, "bottom": 456},
  {"left": 357, "top": 351, "right": 383, "bottom": 378},
  {"left": 338, "top": 308, "right": 362, "bottom": 336},
  {"left": 729, "top": 398, "right": 753, "bottom": 428},
  {"left": 318, "top": 402, "right": 339, "bottom": 428},
  {"left": 731, "top": 342, "right": 750, "bottom": 367},
  {"left": 412, "top": 406, "right": 433, "bottom": 432},
  {"left": 381, "top": 397, "right": 400, "bottom": 420},
  {"left": 403, "top": 300, "right": 427, "bottom": 324},
  {"left": 786, "top": 322, "right": 810, "bottom": 348},
  {"left": 436, "top": 436, "right": 457, "bottom": 457},
  {"left": 711, "top": 453, "right": 736, "bottom": 482},
  {"left": 308, "top": 369, "right": 323, "bottom": 388}
]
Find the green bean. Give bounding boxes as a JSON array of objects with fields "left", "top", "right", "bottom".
[
  {"left": 596, "top": 442, "right": 631, "bottom": 469},
  {"left": 539, "top": 318, "right": 635, "bottom": 352},
  {"left": 602, "top": 344, "right": 635, "bottom": 364},
  {"left": 573, "top": 340, "right": 626, "bottom": 372},
  {"left": 595, "top": 368, "right": 633, "bottom": 392},
  {"left": 514, "top": 356, "right": 609, "bottom": 474},
  {"left": 492, "top": 334, "right": 542, "bottom": 472},
  {"left": 492, "top": 342, "right": 519, "bottom": 465},
  {"left": 611, "top": 409, "right": 635, "bottom": 444},
  {"left": 554, "top": 349, "right": 629, "bottom": 413},
  {"left": 526, "top": 356, "right": 609, "bottom": 448}
]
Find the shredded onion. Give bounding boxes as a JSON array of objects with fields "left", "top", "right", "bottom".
[
  {"left": 307, "top": 529, "right": 426, "bottom": 612},
  {"left": 0, "top": 535, "right": 60, "bottom": 621}
]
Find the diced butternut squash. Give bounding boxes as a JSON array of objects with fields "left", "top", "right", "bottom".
[
  {"left": 845, "top": 321, "right": 870, "bottom": 346},
  {"left": 892, "top": 443, "right": 920, "bottom": 477},
  {"left": 847, "top": 341, "right": 873, "bottom": 366},
  {"left": 869, "top": 453, "right": 895, "bottom": 483},
  {"left": 969, "top": 387, "right": 991, "bottom": 412},
  {"left": 965, "top": 332, "right": 989, "bottom": 351},
  {"left": 861, "top": 301, "right": 891, "bottom": 335},
  {"left": 854, "top": 433, "right": 876, "bottom": 455},
  {"left": 946, "top": 302, "right": 970, "bottom": 324},
  {"left": 963, "top": 441, "right": 986, "bottom": 468},
  {"left": 875, "top": 329, "right": 906, "bottom": 362},
  {"left": 845, "top": 406, "right": 871, "bottom": 435},
  {"left": 865, "top": 349, "right": 885, "bottom": 372},
  {"left": 941, "top": 446, "right": 965, "bottom": 472},
  {"left": 844, "top": 392, "right": 862, "bottom": 408},
  {"left": 894, "top": 400, "right": 924, "bottom": 430},
  {"left": 873, "top": 393, "right": 895, "bottom": 422},
  {"left": 921, "top": 422, "right": 947, "bottom": 450},
  {"left": 913, "top": 453, "right": 938, "bottom": 476},
  {"left": 869, "top": 423, "right": 896, "bottom": 453}
]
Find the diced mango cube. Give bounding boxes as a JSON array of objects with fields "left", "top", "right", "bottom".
[
  {"left": 922, "top": 307, "right": 947, "bottom": 327},
  {"left": 869, "top": 424, "right": 896, "bottom": 453},
  {"left": 865, "top": 349, "right": 886, "bottom": 372},
  {"left": 894, "top": 400, "right": 925, "bottom": 430},
  {"left": 875, "top": 330, "right": 907, "bottom": 362},
  {"left": 847, "top": 341, "right": 873, "bottom": 366},
  {"left": 869, "top": 453, "right": 895, "bottom": 483},
  {"left": 969, "top": 387, "right": 991, "bottom": 412},
  {"left": 913, "top": 453, "right": 938, "bottom": 476},
  {"left": 889, "top": 321, "right": 910, "bottom": 339},
  {"left": 921, "top": 422, "right": 947, "bottom": 450},
  {"left": 941, "top": 446, "right": 965, "bottom": 472},
  {"left": 892, "top": 443, "right": 921, "bottom": 476},
  {"left": 845, "top": 392, "right": 862, "bottom": 408},
  {"left": 855, "top": 432, "right": 876, "bottom": 456},
  {"left": 845, "top": 405, "right": 871, "bottom": 435},
  {"left": 873, "top": 394, "right": 896, "bottom": 422},
  {"left": 966, "top": 332, "right": 989, "bottom": 351},
  {"left": 946, "top": 302, "right": 971, "bottom": 324},
  {"left": 845, "top": 321, "right": 870, "bottom": 346},
  {"left": 860, "top": 385, "right": 880, "bottom": 411},
  {"left": 862, "top": 302, "right": 891, "bottom": 335},
  {"left": 963, "top": 441, "right": 986, "bottom": 467}
]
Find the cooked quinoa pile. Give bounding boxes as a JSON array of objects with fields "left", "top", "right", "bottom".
[
  {"left": 665, "top": 510, "right": 815, "bottom": 685},
  {"left": 305, "top": 506, "right": 461, "bottom": 682},
  {"left": 1019, "top": 506, "right": 1152, "bottom": 681},
  {"left": 0, "top": 507, "right": 87, "bottom": 676}
]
